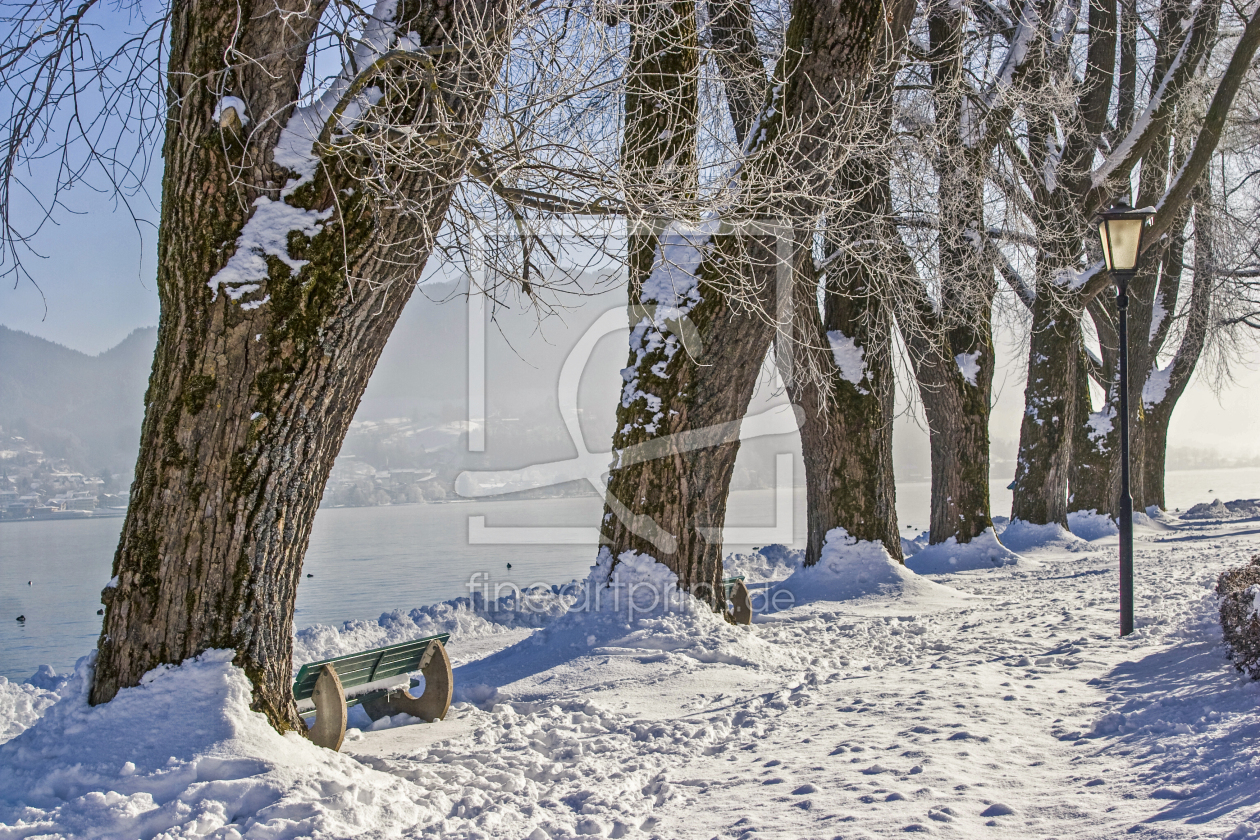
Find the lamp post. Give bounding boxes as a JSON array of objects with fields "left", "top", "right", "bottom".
[{"left": 1097, "top": 201, "right": 1155, "bottom": 637}]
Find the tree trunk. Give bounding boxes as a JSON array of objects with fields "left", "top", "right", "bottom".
[
  {"left": 918, "top": 351, "right": 995, "bottom": 543},
  {"left": 905, "top": 1, "right": 998, "bottom": 546},
  {"left": 790, "top": 235, "right": 902, "bottom": 565},
  {"left": 599, "top": 272, "right": 777, "bottom": 599},
  {"left": 1068, "top": 338, "right": 1116, "bottom": 516},
  {"left": 1010, "top": 239, "right": 1083, "bottom": 527},
  {"left": 1141, "top": 185, "right": 1215, "bottom": 509},
  {"left": 92, "top": 0, "right": 514, "bottom": 731}
]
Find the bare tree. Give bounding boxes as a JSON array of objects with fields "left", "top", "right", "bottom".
[
  {"left": 596, "top": 0, "right": 917, "bottom": 595},
  {"left": 0, "top": 0, "right": 630, "bottom": 729},
  {"left": 996, "top": 0, "right": 1260, "bottom": 526}
]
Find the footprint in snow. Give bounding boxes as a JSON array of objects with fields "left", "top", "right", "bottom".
[{"left": 792, "top": 784, "right": 816, "bottom": 795}]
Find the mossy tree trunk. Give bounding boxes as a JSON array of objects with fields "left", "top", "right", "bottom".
[
  {"left": 789, "top": 223, "right": 902, "bottom": 565},
  {"left": 1010, "top": 229, "right": 1087, "bottom": 527},
  {"left": 91, "top": 0, "right": 515, "bottom": 732}
]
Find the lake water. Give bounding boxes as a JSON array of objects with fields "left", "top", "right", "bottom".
[{"left": 2, "top": 468, "right": 1256, "bottom": 680}]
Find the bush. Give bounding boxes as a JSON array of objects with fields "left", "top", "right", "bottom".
[{"left": 1217, "top": 555, "right": 1260, "bottom": 679}]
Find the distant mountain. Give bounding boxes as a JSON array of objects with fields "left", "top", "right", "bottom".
[
  {"left": 0, "top": 277, "right": 939, "bottom": 500},
  {"left": 0, "top": 326, "right": 156, "bottom": 477}
]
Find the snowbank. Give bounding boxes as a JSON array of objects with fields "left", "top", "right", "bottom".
[
  {"left": 0, "top": 651, "right": 434, "bottom": 839},
  {"left": 1182, "top": 498, "right": 1260, "bottom": 521},
  {"left": 904, "top": 528, "right": 1033, "bottom": 574},
  {"left": 293, "top": 585, "right": 577, "bottom": 666},
  {"left": 1068, "top": 509, "right": 1120, "bottom": 540},
  {"left": 0, "top": 677, "right": 57, "bottom": 745},
  {"left": 453, "top": 550, "right": 798, "bottom": 704},
  {"left": 1000, "top": 519, "right": 1087, "bottom": 551},
  {"left": 768, "top": 529, "right": 969, "bottom": 610},
  {"left": 723, "top": 544, "right": 803, "bottom": 582}
]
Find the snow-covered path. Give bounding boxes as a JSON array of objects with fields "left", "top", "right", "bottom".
[{"left": 1, "top": 515, "right": 1258, "bottom": 839}]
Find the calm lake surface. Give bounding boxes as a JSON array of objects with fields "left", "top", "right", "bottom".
[{"left": 2, "top": 468, "right": 1255, "bottom": 680}]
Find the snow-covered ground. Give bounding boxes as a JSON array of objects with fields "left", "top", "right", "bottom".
[{"left": 2, "top": 510, "right": 1260, "bottom": 839}]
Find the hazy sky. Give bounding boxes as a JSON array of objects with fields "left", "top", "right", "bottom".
[{"left": 3, "top": 190, "right": 1259, "bottom": 461}]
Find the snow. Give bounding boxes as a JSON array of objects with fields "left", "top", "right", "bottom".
[
  {"left": 1000, "top": 518, "right": 1087, "bottom": 551},
  {"left": 954, "top": 350, "right": 981, "bottom": 386},
  {"left": 1062, "top": 258, "right": 1105, "bottom": 291},
  {"left": 1145, "top": 363, "right": 1173, "bottom": 407},
  {"left": 212, "top": 96, "right": 249, "bottom": 126},
  {"left": 767, "top": 528, "right": 974, "bottom": 610},
  {"left": 6, "top": 508, "right": 1260, "bottom": 839},
  {"left": 1068, "top": 509, "right": 1121, "bottom": 540},
  {"left": 1086, "top": 405, "right": 1116, "bottom": 441},
  {"left": 904, "top": 527, "right": 1032, "bottom": 573},
  {"left": 825, "top": 330, "right": 868, "bottom": 390},
  {"left": 0, "top": 677, "right": 57, "bottom": 745},
  {"left": 0, "top": 650, "right": 435, "bottom": 839},
  {"left": 206, "top": 0, "right": 402, "bottom": 307},
  {"left": 619, "top": 220, "right": 717, "bottom": 436}
]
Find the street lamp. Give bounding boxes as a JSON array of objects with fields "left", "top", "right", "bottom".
[{"left": 1097, "top": 200, "right": 1155, "bottom": 637}]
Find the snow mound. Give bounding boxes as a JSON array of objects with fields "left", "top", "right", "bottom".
[
  {"left": 0, "top": 676, "right": 58, "bottom": 745},
  {"left": 293, "top": 585, "right": 577, "bottom": 667},
  {"left": 900, "top": 530, "right": 930, "bottom": 557},
  {"left": 904, "top": 528, "right": 1033, "bottom": 574},
  {"left": 1183, "top": 498, "right": 1260, "bottom": 521},
  {"left": 724, "top": 544, "right": 803, "bottom": 582},
  {"left": 1068, "top": 509, "right": 1120, "bottom": 541},
  {"left": 453, "top": 550, "right": 800, "bottom": 702},
  {"left": 537, "top": 549, "right": 784, "bottom": 666},
  {"left": 1000, "top": 519, "right": 1087, "bottom": 552},
  {"left": 768, "top": 529, "right": 970, "bottom": 610},
  {"left": 0, "top": 651, "right": 434, "bottom": 840}
]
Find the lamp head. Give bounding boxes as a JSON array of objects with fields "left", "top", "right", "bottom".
[{"left": 1097, "top": 201, "right": 1156, "bottom": 274}]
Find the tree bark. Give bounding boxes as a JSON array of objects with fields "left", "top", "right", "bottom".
[
  {"left": 598, "top": 0, "right": 913, "bottom": 593},
  {"left": 92, "top": 0, "right": 515, "bottom": 732},
  {"left": 790, "top": 228, "right": 902, "bottom": 565},
  {"left": 1010, "top": 237, "right": 1084, "bottom": 527},
  {"left": 1141, "top": 185, "right": 1215, "bottom": 508}
]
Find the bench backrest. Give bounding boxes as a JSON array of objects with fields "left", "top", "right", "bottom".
[{"left": 293, "top": 633, "right": 450, "bottom": 701}]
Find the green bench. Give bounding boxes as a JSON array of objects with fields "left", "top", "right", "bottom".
[
  {"left": 293, "top": 633, "right": 453, "bottom": 751},
  {"left": 723, "top": 576, "right": 752, "bottom": 625}
]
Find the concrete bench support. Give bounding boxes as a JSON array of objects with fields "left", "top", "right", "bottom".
[
  {"left": 730, "top": 579, "right": 752, "bottom": 625},
  {"left": 308, "top": 664, "right": 348, "bottom": 751},
  {"left": 361, "top": 638, "right": 453, "bottom": 723}
]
